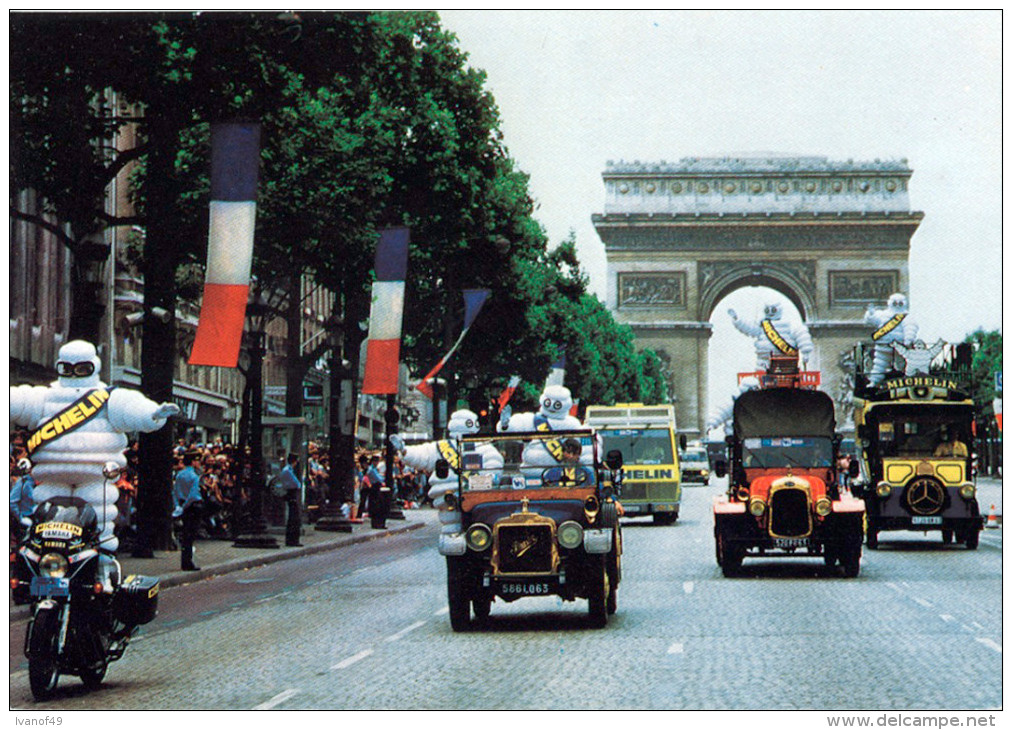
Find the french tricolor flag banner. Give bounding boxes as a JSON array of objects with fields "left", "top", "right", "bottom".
[
  {"left": 189, "top": 122, "right": 261, "bottom": 367},
  {"left": 544, "top": 350, "right": 566, "bottom": 388},
  {"left": 416, "top": 288, "right": 490, "bottom": 398},
  {"left": 361, "top": 227, "right": 410, "bottom": 394},
  {"left": 497, "top": 375, "right": 521, "bottom": 410}
]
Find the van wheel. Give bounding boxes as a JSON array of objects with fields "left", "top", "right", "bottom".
[
  {"left": 587, "top": 556, "right": 608, "bottom": 628},
  {"left": 941, "top": 529, "right": 954, "bottom": 544},
  {"left": 965, "top": 529, "right": 980, "bottom": 550}
]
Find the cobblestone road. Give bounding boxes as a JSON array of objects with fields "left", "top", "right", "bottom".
[{"left": 9, "top": 479, "right": 1002, "bottom": 710}]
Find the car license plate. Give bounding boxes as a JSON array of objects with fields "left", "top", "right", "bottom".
[
  {"left": 30, "top": 576, "right": 69, "bottom": 598},
  {"left": 498, "top": 581, "right": 552, "bottom": 596},
  {"left": 773, "top": 537, "right": 810, "bottom": 548},
  {"left": 912, "top": 516, "right": 943, "bottom": 525}
]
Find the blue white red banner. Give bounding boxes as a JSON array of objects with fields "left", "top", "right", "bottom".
[
  {"left": 362, "top": 228, "right": 411, "bottom": 394},
  {"left": 189, "top": 122, "right": 261, "bottom": 367},
  {"left": 416, "top": 289, "right": 490, "bottom": 399}
]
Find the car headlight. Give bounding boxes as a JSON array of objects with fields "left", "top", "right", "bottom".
[
  {"left": 959, "top": 483, "right": 976, "bottom": 500},
  {"left": 876, "top": 482, "right": 892, "bottom": 498},
  {"left": 814, "top": 498, "right": 832, "bottom": 517},
  {"left": 464, "top": 524, "right": 491, "bottom": 551},
  {"left": 557, "top": 521, "right": 584, "bottom": 549},
  {"left": 748, "top": 499, "right": 766, "bottom": 517},
  {"left": 701, "top": 469, "right": 709, "bottom": 477},
  {"left": 39, "top": 553, "right": 68, "bottom": 579},
  {"left": 443, "top": 491, "right": 458, "bottom": 510}
]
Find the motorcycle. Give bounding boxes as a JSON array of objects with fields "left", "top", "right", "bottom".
[{"left": 10, "top": 462, "right": 159, "bottom": 700}]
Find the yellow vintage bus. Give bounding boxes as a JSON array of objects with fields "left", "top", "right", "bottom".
[
  {"left": 584, "top": 404, "right": 685, "bottom": 525},
  {"left": 851, "top": 343, "right": 983, "bottom": 549}
]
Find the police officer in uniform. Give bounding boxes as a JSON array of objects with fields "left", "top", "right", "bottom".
[{"left": 173, "top": 451, "right": 203, "bottom": 571}]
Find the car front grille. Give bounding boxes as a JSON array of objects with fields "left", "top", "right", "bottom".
[
  {"left": 768, "top": 487, "right": 812, "bottom": 538},
  {"left": 495, "top": 523, "right": 555, "bottom": 574}
]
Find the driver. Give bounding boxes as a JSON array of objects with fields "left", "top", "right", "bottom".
[
  {"left": 542, "top": 438, "right": 595, "bottom": 486},
  {"left": 933, "top": 427, "right": 968, "bottom": 458}
]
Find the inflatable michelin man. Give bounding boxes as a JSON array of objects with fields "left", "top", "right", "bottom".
[
  {"left": 392, "top": 410, "right": 502, "bottom": 539},
  {"left": 894, "top": 339, "right": 944, "bottom": 377},
  {"left": 497, "top": 384, "right": 592, "bottom": 469},
  {"left": 864, "top": 293, "right": 918, "bottom": 385},
  {"left": 729, "top": 301, "right": 814, "bottom": 371},
  {"left": 10, "top": 341, "right": 179, "bottom": 571}
]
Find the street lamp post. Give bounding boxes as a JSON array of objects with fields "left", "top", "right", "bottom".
[
  {"left": 316, "top": 317, "right": 354, "bottom": 533},
  {"left": 234, "top": 296, "right": 279, "bottom": 549}
]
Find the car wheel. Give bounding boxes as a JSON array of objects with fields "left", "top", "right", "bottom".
[
  {"left": 718, "top": 532, "right": 743, "bottom": 577},
  {"left": 941, "top": 529, "right": 954, "bottom": 544},
  {"left": 823, "top": 546, "right": 838, "bottom": 567},
  {"left": 587, "top": 556, "right": 608, "bottom": 628},
  {"left": 446, "top": 557, "right": 471, "bottom": 632},
  {"left": 472, "top": 594, "right": 491, "bottom": 623},
  {"left": 865, "top": 516, "right": 879, "bottom": 550},
  {"left": 965, "top": 529, "right": 980, "bottom": 550},
  {"left": 840, "top": 535, "right": 862, "bottom": 578}
]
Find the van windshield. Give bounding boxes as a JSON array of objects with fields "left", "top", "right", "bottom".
[{"left": 599, "top": 428, "right": 674, "bottom": 465}]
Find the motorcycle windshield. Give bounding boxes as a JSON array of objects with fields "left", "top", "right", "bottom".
[{"left": 32, "top": 498, "right": 99, "bottom": 536}]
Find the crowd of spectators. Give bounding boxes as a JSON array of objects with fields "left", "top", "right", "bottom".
[{"left": 11, "top": 429, "right": 431, "bottom": 548}]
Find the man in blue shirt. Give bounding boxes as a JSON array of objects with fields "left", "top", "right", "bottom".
[
  {"left": 277, "top": 453, "right": 303, "bottom": 547},
  {"left": 173, "top": 452, "right": 203, "bottom": 570}
]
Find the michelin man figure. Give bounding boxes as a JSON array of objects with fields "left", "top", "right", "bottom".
[
  {"left": 498, "top": 384, "right": 592, "bottom": 468},
  {"left": 864, "top": 293, "right": 919, "bottom": 385},
  {"left": 893, "top": 339, "right": 945, "bottom": 377},
  {"left": 10, "top": 341, "right": 179, "bottom": 569},
  {"left": 729, "top": 301, "right": 814, "bottom": 371},
  {"left": 392, "top": 409, "right": 502, "bottom": 539}
]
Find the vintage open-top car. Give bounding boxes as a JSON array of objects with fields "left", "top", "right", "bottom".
[
  {"left": 712, "top": 365, "right": 865, "bottom": 577},
  {"left": 435, "top": 429, "right": 623, "bottom": 631}
]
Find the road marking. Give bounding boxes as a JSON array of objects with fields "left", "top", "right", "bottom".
[
  {"left": 667, "top": 642, "right": 684, "bottom": 654},
  {"left": 971, "top": 622, "right": 986, "bottom": 631},
  {"left": 939, "top": 614, "right": 956, "bottom": 623},
  {"left": 911, "top": 597, "right": 933, "bottom": 608},
  {"left": 254, "top": 689, "right": 300, "bottom": 710},
  {"left": 434, "top": 606, "right": 449, "bottom": 616},
  {"left": 976, "top": 638, "right": 1002, "bottom": 654},
  {"left": 331, "top": 649, "right": 374, "bottom": 670},
  {"left": 385, "top": 621, "right": 426, "bottom": 642},
  {"left": 683, "top": 581, "right": 694, "bottom": 594},
  {"left": 255, "top": 594, "right": 282, "bottom": 604},
  {"left": 885, "top": 582, "right": 903, "bottom": 593}
]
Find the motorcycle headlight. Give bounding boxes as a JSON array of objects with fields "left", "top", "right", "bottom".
[
  {"left": 557, "top": 521, "right": 584, "bottom": 549},
  {"left": 815, "top": 498, "right": 832, "bottom": 517},
  {"left": 443, "top": 492, "right": 458, "bottom": 511},
  {"left": 959, "top": 483, "right": 976, "bottom": 500},
  {"left": 464, "top": 524, "right": 491, "bottom": 551},
  {"left": 876, "top": 482, "right": 892, "bottom": 498},
  {"left": 39, "top": 553, "right": 69, "bottom": 579},
  {"left": 748, "top": 499, "right": 766, "bottom": 517}
]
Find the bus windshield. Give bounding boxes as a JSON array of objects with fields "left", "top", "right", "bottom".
[
  {"left": 599, "top": 428, "right": 674, "bottom": 465},
  {"left": 741, "top": 436, "right": 833, "bottom": 469}
]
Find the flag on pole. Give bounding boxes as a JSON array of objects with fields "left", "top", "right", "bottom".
[
  {"left": 416, "top": 289, "right": 491, "bottom": 398},
  {"left": 994, "top": 397, "right": 1002, "bottom": 432},
  {"left": 189, "top": 122, "right": 261, "bottom": 367},
  {"left": 544, "top": 350, "right": 566, "bottom": 388},
  {"left": 497, "top": 375, "right": 521, "bottom": 410},
  {"left": 362, "top": 228, "right": 410, "bottom": 394}
]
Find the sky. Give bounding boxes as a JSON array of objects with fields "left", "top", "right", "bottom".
[{"left": 437, "top": 10, "right": 1003, "bottom": 416}]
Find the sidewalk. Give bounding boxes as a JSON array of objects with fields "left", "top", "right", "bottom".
[{"left": 10, "top": 507, "right": 440, "bottom": 622}]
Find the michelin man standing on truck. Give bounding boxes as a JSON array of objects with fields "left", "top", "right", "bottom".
[
  {"left": 729, "top": 301, "right": 815, "bottom": 371},
  {"left": 10, "top": 340, "right": 179, "bottom": 587},
  {"left": 864, "top": 292, "right": 919, "bottom": 385},
  {"left": 498, "top": 384, "right": 593, "bottom": 469}
]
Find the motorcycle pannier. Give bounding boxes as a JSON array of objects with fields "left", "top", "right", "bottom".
[{"left": 113, "top": 574, "right": 160, "bottom": 626}]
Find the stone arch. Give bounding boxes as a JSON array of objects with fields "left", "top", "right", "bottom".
[
  {"left": 592, "top": 156, "right": 921, "bottom": 438},
  {"left": 696, "top": 261, "right": 818, "bottom": 323}
]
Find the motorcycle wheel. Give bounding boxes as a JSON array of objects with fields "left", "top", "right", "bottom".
[
  {"left": 28, "top": 607, "right": 61, "bottom": 701},
  {"left": 80, "top": 661, "right": 108, "bottom": 690}
]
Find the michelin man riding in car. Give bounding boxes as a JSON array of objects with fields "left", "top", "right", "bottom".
[
  {"left": 391, "top": 409, "right": 503, "bottom": 541},
  {"left": 497, "top": 384, "right": 593, "bottom": 471},
  {"left": 9, "top": 340, "right": 179, "bottom": 588}
]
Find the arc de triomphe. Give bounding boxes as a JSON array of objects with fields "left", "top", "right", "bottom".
[{"left": 592, "top": 156, "right": 922, "bottom": 438}]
